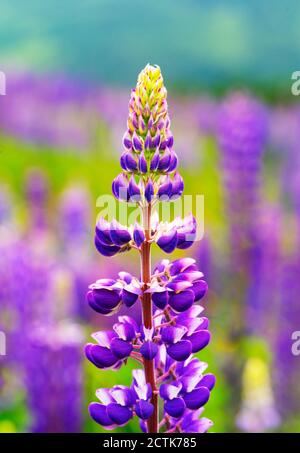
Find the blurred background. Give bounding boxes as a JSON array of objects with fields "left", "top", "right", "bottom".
[{"left": 1, "top": 0, "right": 300, "bottom": 433}]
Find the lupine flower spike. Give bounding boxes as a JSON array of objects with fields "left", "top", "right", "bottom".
[{"left": 85, "top": 64, "right": 214, "bottom": 433}]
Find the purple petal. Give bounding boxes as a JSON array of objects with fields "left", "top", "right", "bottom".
[
  {"left": 150, "top": 150, "right": 160, "bottom": 171},
  {"left": 183, "top": 386, "right": 210, "bottom": 410},
  {"left": 167, "top": 340, "right": 192, "bottom": 361},
  {"left": 182, "top": 416, "right": 213, "bottom": 433},
  {"left": 123, "top": 132, "right": 132, "bottom": 150},
  {"left": 139, "top": 153, "right": 148, "bottom": 173},
  {"left": 140, "top": 341, "right": 158, "bottom": 360},
  {"left": 157, "top": 229, "right": 178, "bottom": 254},
  {"left": 139, "top": 420, "right": 147, "bottom": 433},
  {"left": 199, "top": 317, "right": 209, "bottom": 330},
  {"left": 91, "top": 287, "right": 122, "bottom": 310},
  {"left": 133, "top": 134, "right": 143, "bottom": 152},
  {"left": 95, "top": 236, "right": 121, "bottom": 257},
  {"left": 157, "top": 177, "right": 172, "bottom": 199},
  {"left": 188, "top": 330, "right": 211, "bottom": 353},
  {"left": 164, "top": 398, "right": 186, "bottom": 418},
  {"left": 198, "top": 373, "right": 216, "bottom": 391},
  {"left": 152, "top": 133, "right": 161, "bottom": 149},
  {"left": 159, "top": 383, "right": 181, "bottom": 400},
  {"left": 169, "top": 258, "right": 196, "bottom": 276},
  {"left": 168, "top": 151, "right": 178, "bottom": 172},
  {"left": 106, "top": 403, "right": 132, "bottom": 425},
  {"left": 167, "top": 135, "right": 174, "bottom": 148},
  {"left": 168, "top": 289, "right": 195, "bottom": 312},
  {"left": 110, "top": 224, "right": 131, "bottom": 246},
  {"left": 111, "top": 387, "right": 136, "bottom": 407},
  {"left": 176, "top": 238, "right": 195, "bottom": 250},
  {"left": 192, "top": 280, "right": 208, "bottom": 301},
  {"left": 170, "top": 172, "right": 184, "bottom": 199},
  {"left": 110, "top": 338, "right": 133, "bottom": 359},
  {"left": 144, "top": 132, "right": 152, "bottom": 150},
  {"left": 166, "top": 280, "right": 192, "bottom": 292},
  {"left": 118, "top": 271, "right": 133, "bottom": 284},
  {"left": 113, "top": 322, "right": 136, "bottom": 341},
  {"left": 125, "top": 152, "right": 138, "bottom": 171},
  {"left": 152, "top": 290, "right": 169, "bottom": 309},
  {"left": 144, "top": 179, "right": 154, "bottom": 203},
  {"left": 173, "top": 271, "right": 204, "bottom": 283},
  {"left": 161, "top": 326, "right": 186, "bottom": 344},
  {"left": 92, "top": 330, "right": 117, "bottom": 348},
  {"left": 87, "top": 294, "right": 116, "bottom": 315},
  {"left": 85, "top": 344, "right": 118, "bottom": 368},
  {"left": 135, "top": 400, "right": 154, "bottom": 420},
  {"left": 120, "top": 152, "right": 129, "bottom": 171},
  {"left": 128, "top": 176, "right": 141, "bottom": 201},
  {"left": 133, "top": 223, "right": 145, "bottom": 248},
  {"left": 112, "top": 174, "right": 129, "bottom": 202},
  {"left": 95, "top": 220, "right": 112, "bottom": 245},
  {"left": 158, "top": 150, "right": 171, "bottom": 171},
  {"left": 89, "top": 403, "right": 115, "bottom": 427},
  {"left": 122, "top": 288, "right": 139, "bottom": 307}
]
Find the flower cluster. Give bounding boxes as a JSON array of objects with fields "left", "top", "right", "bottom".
[
  {"left": 94, "top": 213, "right": 196, "bottom": 257},
  {"left": 85, "top": 64, "right": 214, "bottom": 433},
  {"left": 217, "top": 91, "right": 268, "bottom": 272},
  {"left": 86, "top": 288, "right": 214, "bottom": 431},
  {"left": 89, "top": 370, "right": 154, "bottom": 428},
  {"left": 86, "top": 260, "right": 209, "bottom": 364},
  {"left": 112, "top": 64, "right": 184, "bottom": 205}
]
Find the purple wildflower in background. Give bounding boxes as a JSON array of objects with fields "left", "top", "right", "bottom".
[
  {"left": 245, "top": 205, "right": 282, "bottom": 337},
  {"left": 275, "top": 255, "right": 300, "bottom": 416},
  {"left": 0, "top": 73, "right": 92, "bottom": 150},
  {"left": 25, "top": 168, "right": 49, "bottom": 231},
  {"left": 85, "top": 64, "right": 214, "bottom": 433},
  {"left": 217, "top": 92, "right": 268, "bottom": 273},
  {"left": 25, "top": 323, "right": 83, "bottom": 433},
  {"left": 58, "top": 186, "right": 95, "bottom": 319}
]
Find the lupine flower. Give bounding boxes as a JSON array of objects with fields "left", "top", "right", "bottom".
[
  {"left": 25, "top": 168, "right": 49, "bottom": 231},
  {"left": 89, "top": 369, "right": 154, "bottom": 428},
  {"left": 57, "top": 186, "right": 98, "bottom": 320},
  {"left": 0, "top": 73, "right": 91, "bottom": 149},
  {"left": 25, "top": 322, "right": 83, "bottom": 433},
  {"left": 217, "top": 91, "right": 268, "bottom": 273},
  {"left": 85, "top": 64, "right": 214, "bottom": 433},
  {"left": 86, "top": 273, "right": 142, "bottom": 315},
  {"left": 274, "top": 256, "right": 300, "bottom": 416},
  {"left": 245, "top": 205, "right": 282, "bottom": 337}
]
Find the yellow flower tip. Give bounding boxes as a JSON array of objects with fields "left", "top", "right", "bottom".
[{"left": 137, "top": 64, "right": 163, "bottom": 90}]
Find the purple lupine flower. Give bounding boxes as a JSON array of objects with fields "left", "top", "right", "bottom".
[
  {"left": 57, "top": 186, "right": 95, "bottom": 319},
  {"left": 217, "top": 91, "right": 268, "bottom": 274},
  {"left": 0, "top": 72, "right": 92, "bottom": 150},
  {"left": 245, "top": 205, "right": 282, "bottom": 336},
  {"left": 25, "top": 168, "right": 49, "bottom": 231},
  {"left": 25, "top": 322, "right": 83, "bottom": 433},
  {"left": 85, "top": 64, "right": 214, "bottom": 433},
  {"left": 59, "top": 186, "right": 92, "bottom": 244},
  {"left": 274, "top": 255, "right": 300, "bottom": 416}
]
